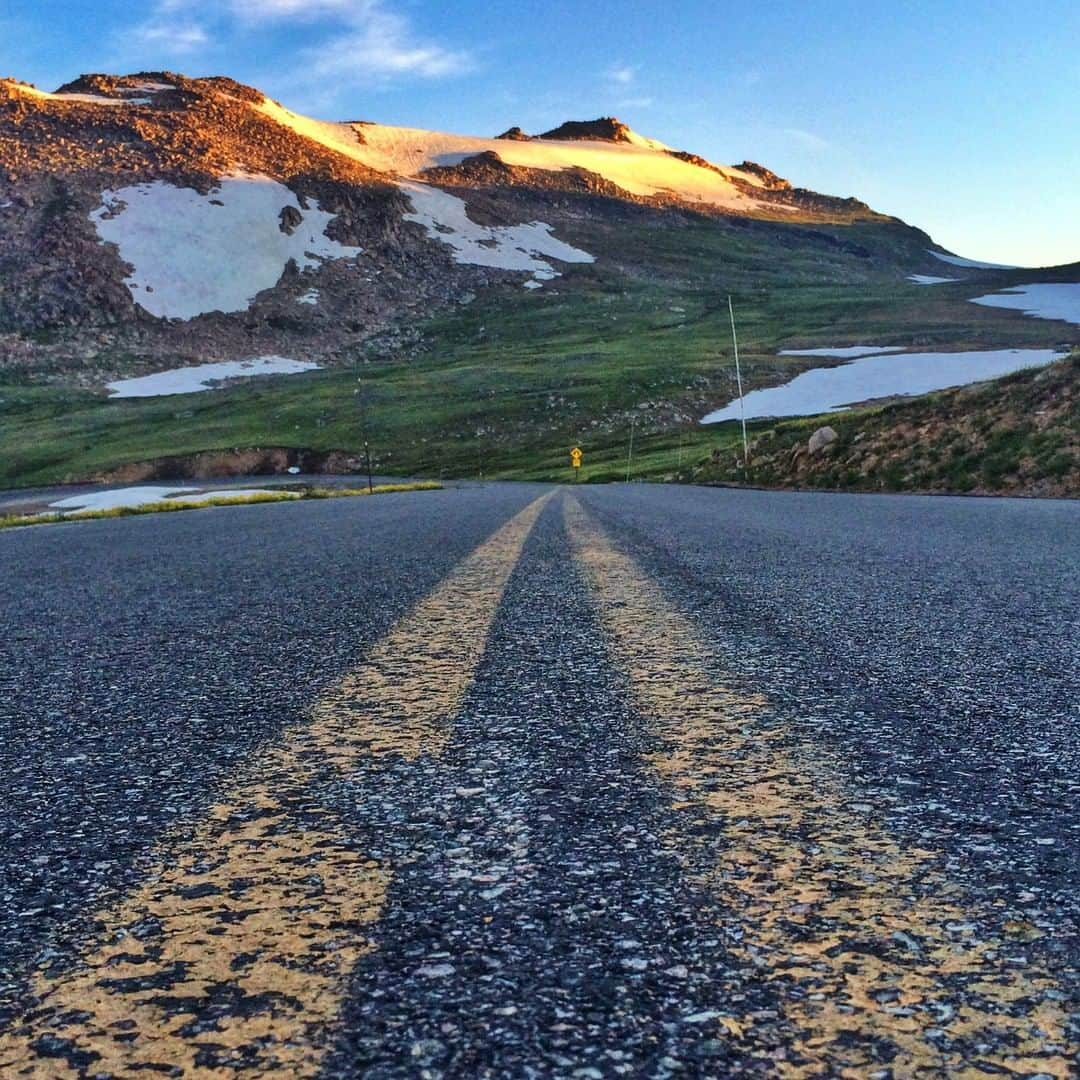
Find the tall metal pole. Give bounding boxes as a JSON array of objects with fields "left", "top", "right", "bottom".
[
  {"left": 728, "top": 295, "right": 750, "bottom": 468},
  {"left": 625, "top": 415, "right": 636, "bottom": 483},
  {"left": 355, "top": 379, "right": 372, "bottom": 490}
]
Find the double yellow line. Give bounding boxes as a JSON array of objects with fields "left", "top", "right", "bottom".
[
  {"left": 0, "top": 494, "right": 550, "bottom": 1078},
  {"left": 564, "top": 496, "right": 1074, "bottom": 1079}
]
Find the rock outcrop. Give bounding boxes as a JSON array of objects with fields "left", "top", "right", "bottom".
[{"left": 539, "top": 118, "right": 636, "bottom": 143}]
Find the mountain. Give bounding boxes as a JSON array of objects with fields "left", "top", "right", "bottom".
[
  {"left": 0, "top": 71, "right": 1076, "bottom": 489},
  {"left": 0, "top": 71, "right": 882, "bottom": 346}
]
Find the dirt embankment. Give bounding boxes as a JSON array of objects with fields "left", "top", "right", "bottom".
[
  {"left": 94, "top": 447, "right": 364, "bottom": 483},
  {"left": 692, "top": 353, "right": 1079, "bottom": 498}
]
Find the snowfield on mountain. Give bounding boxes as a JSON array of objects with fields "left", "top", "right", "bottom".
[
  {"left": 399, "top": 181, "right": 594, "bottom": 282},
  {"left": 89, "top": 174, "right": 364, "bottom": 319},
  {"left": 929, "top": 250, "right": 1018, "bottom": 270}
]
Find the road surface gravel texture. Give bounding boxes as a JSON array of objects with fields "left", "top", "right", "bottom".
[{"left": 0, "top": 482, "right": 1076, "bottom": 1078}]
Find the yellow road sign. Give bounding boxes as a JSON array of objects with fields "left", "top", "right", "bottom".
[{"left": 570, "top": 447, "right": 583, "bottom": 469}]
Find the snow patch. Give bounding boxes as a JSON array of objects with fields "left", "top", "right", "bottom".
[
  {"left": 908, "top": 274, "right": 960, "bottom": 285},
  {"left": 399, "top": 181, "right": 594, "bottom": 281},
  {"left": 929, "top": 249, "right": 1017, "bottom": 270},
  {"left": 970, "top": 283, "right": 1080, "bottom": 326},
  {"left": 623, "top": 129, "right": 673, "bottom": 152},
  {"left": 8, "top": 82, "right": 140, "bottom": 107},
  {"left": 48, "top": 486, "right": 297, "bottom": 513},
  {"left": 702, "top": 349, "right": 1064, "bottom": 423},
  {"left": 89, "top": 174, "right": 363, "bottom": 320},
  {"left": 49, "top": 486, "right": 199, "bottom": 512},
  {"left": 297, "top": 289, "right": 320, "bottom": 306},
  {"left": 106, "top": 356, "right": 321, "bottom": 398},
  {"left": 255, "top": 99, "right": 372, "bottom": 164},
  {"left": 778, "top": 346, "right": 906, "bottom": 359}
]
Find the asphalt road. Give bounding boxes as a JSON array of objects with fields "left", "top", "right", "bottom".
[{"left": 0, "top": 482, "right": 1076, "bottom": 1077}]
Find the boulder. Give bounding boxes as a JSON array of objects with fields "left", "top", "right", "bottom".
[
  {"left": 808, "top": 426, "right": 839, "bottom": 455},
  {"left": 278, "top": 205, "right": 303, "bottom": 235},
  {"left": 495, "top": 126, "right": 532, "bottom": 141}
]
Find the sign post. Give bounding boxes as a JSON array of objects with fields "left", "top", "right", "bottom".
[
  {"left": 354, "top": 379, "right": 374, "bottom": 493},
  {"left": 728, "top": 294, "right": 750, "bottom": 472},
  {"left": 570, "top": 446, "right": 583, "bottom": 480}
]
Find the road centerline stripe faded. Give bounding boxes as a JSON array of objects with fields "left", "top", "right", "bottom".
[
  {"left": 0, "top": 493, "right": 550, "bottom": 1079},
  {"left": 564, "top": 495, "right": 1074, "bottom": 1079}
]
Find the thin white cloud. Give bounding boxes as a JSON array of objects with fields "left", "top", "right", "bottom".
[
  {"left": 304, "top": 5, "right": 472, "bottom": 81},
  {"left": 607, "top": 64, "right": 636, "bottom": 86},
  {"left": 784, "top": 128, "right": 830, "bottom": 152},
  {"left": 126, "top": 20, "right": 210, "bottom": 55},
  {"left": 122, "top": 0, "right": 470, "bottom": 86},
  {"left": 223, "top": 0, "right": 363, "bottom": 20}
]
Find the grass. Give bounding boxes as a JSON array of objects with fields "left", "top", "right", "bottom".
[
  {"left": 0, "top": 481, "right": 443, "bottom": 531},
  {"left": 300, "top": 481, "right": 443, "bottom": 497},
  {"left": 0, "top": 215, "right": 1075, "bottom": 489}
]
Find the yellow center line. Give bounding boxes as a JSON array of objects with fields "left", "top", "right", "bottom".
[
  {"left": 0, "top": 493, "right": 551, "bottom": 1078},
  {"left": 565, "top": 496, "right": 1074, "bottom": 1079}
]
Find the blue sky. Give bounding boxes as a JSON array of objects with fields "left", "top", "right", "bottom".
[{"left": 5, "top": 0, "right": 1078, "bottom": 267}]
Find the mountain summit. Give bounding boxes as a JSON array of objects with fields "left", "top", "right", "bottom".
[{"left": 537, "top": 117, "right": 654, "bottom": 144}]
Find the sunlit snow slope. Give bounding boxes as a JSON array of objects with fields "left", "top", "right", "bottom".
[{"left": 255, "top": 98, "right": 766, "bottom": 211}]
